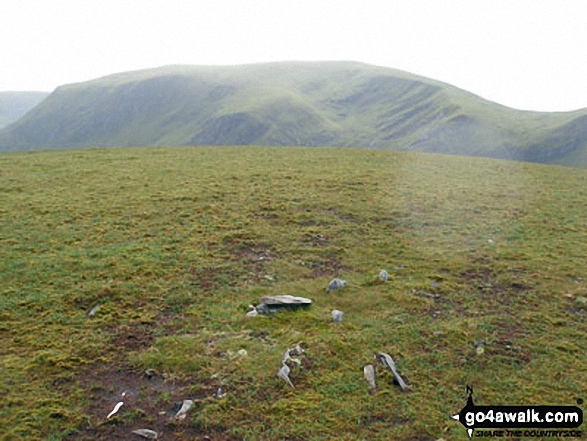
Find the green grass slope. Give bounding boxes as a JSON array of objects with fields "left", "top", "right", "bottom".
[
  {"left": 1, "top": 146, "right": 586, "bottom": 440},
  {"left": 1, "top": 62, "right": 586, "bottom": 166},
  {"left": 0, "top": 91, "right": 49, "bottom": 129}
]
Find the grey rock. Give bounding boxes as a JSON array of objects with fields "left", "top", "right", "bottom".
[
  {"left": 174, "top": 399, "right": 194, "bottom": 420},
  {"left": 256, "top": 295, "right": 312, "bottom": 315},
  {"left": 326, "top": 278, "right": 347, "bottom": 292},
  {"left": 363, "top": 364, "right": 377, "bottom": 395},
  {"left": 331, "top": 310, "right": 344, "bottom": 323},
  {"left": 259, "top": 295, "right": 312, "bottom": 305},
  {"left": 132, "top": 429, "right": 158, "bottom": 439},
  {"left": 245, "top": 305, "right": 258, "bottom": 318},
  {"left": 278, "top": 363, "right": 295, "bottom": 388},
  {"left": 379, "top": 270, "right": 388, "bottom": 282},
  {"left": 377, "top": 352, "right": 408, "bottom": 392},
  {"left": 87, "top": 304, "right": 101, "bottom": 317}
]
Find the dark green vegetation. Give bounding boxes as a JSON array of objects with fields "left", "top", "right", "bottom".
[
  {"left": 1, "top": 146, "right": 586, "bottom": 440},
  {"left": 0, "top": 91, "right": 49, "bottom": 129},
  {"left": 1, "top": 62, "right": 587, "bottom": 166}
]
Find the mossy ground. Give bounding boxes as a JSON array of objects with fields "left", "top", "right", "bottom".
[{"left": 1, "top": 146, "right": 586, "bottom": 440}]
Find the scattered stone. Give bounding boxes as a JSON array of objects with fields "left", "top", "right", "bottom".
[
  {"left": 144, "top": 368, "right": 157, "bottom": 380},
  {"left": 254, "top": 303, "right": 274, "bottom": 316},
  {"left": 377, "top": 352, "right": 408, "bottom": 393},
  {"left": 278, "top": 363, "right": 295, "bottom": 388},
  {"left": 132, "top": 429, "right": 158, "bottom": 439},
  {"left": 413, "top": 289, "right": 439, "bottom": 299},
  {"left": 379, "top": 270, "right": 388, "bottom": 282},
  {"left": 214, "top": 387, "right": 226, "bottom": 399},
  {"left": 174, "top": 399, "right": 194, "bottom": 420},
  {"left": 277, "top": 343, "right": 308, "bottom": 389},
  {"left": 87, "top": 304, "right": 101, "bottom": 317},
  {"left": 288, "top": 342, "right": 305, "bottom": 356},
  {"left": 283, "top": 348, "right": 301, "bottom": 366},
  {"left": 476, "top": 346, "right": 485, "bottom": 356},
  {"left": 226, "top": 349, "right": 248, "bottom": 360},
  {"left": 326, "top": 278, "right": 347, "bottom": 292},
  {"left": 245, "top": 305, "right": 258, "bottom": 318},
  {"left": 107, "top": 401, "right": 124, "bottom": 419},
  {"left": 487, "top": 239, "right": 495, "bottom": 244},
  {"left": 331, "top": 310, "right": 344, "bottom": 323},
  {"left": 363, "top": 364, "right": 377, "bottom": 395}
]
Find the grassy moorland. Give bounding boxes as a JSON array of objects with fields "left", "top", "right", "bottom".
[{"left": 1, "top": 146, "right": 586, "bottom": 440}]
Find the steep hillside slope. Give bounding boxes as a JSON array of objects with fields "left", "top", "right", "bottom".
[
  {"left": 0, "top": 62, "right": 586, "bottom": 165},
  {"left": 0, "top": 91, "right": 49, "bottom": 129}
]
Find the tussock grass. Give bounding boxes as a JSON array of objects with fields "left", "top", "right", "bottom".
[{"left": 1, "top": 146, "right": 586, "bottom": 440}]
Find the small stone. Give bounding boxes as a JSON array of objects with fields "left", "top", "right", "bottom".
[
  {"left": 326, "top": 278, "right": 347, "bottom": 292},
  {"left": 174, "top": 399, "right": 194, "bottom": 420},
  {"left": 331, "top": 310, "right": 344, "bottom": 323},
  {"left": 476, "top": 346, "right": 485, "bottom": 355},
  {"left": 363, "top": 364, "right": 377, "bottom": 395},
  {"left": 379, "top": 270, "right": 388, "bottom": 282},
  {"left": 87, "top": 304, "right": 100, "bottom": 317},
  {"left": 106, "top": 401, "right": 124, "bottom": 419},
  {"left": 132, "top": 429, "right": 158, "bottom": 439},
  {"left": 288, "top": 342, "right": 305, "bottom": 356},
  {"left": 377, "top": 352, "right": 408, "bottom": 392},
  {"left": 144, "top": 368, "right": 157, "bottom": 380},
  {"left": 245, "top": 305, "right": 258, "bottom": 318},
  {"left": 278, "top": 363, "right": 295, "bottom": 388}
]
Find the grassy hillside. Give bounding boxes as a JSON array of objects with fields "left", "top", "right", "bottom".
[
  {"left": 1, "top": 62, "right": 586, "bottom": 166},
  {"left": 0, "top": 91, "right": 49, "bottom": 129},
  {"left": 1, "top": 146, "right": 585, "bottom": 440}
]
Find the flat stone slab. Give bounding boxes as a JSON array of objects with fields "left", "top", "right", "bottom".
[{"left": 259, "top": 295, "right": 312, "bottom": 306}]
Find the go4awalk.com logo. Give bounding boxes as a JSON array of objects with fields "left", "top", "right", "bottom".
[{"left": 451, "top": 386, "right": 584, "bottom": 438}]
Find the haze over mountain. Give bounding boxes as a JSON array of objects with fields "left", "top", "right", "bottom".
[
  {"left": 1, "top": 61, "right": 586, "bottom": 166},
  {"left": 0, "top": 91, "right": 49, "bottom": 129}
]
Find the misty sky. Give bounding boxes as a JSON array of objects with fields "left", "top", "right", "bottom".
[{"left": 1, "top": 0, "right": 586, "bottom": 111}]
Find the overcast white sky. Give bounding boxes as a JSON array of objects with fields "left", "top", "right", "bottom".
[{"left": 1, "top": 0, "right": 586, "bottom": 111}]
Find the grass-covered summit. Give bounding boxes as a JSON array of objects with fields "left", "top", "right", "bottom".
[
  {"left": 1, "top": 61, "right": 587, "bottom": 166},
  {"left": 1, "top": 146, "right": 585, "bottom": 440}
]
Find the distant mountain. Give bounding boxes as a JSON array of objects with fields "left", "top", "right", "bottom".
[
  {"left": 1, "top": 62, "right": 586, "bottom": 166},
  {"left": 0, "top": 91, "right": 49, "bottom": 129}
]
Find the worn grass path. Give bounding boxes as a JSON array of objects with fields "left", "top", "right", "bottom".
[{"left": 1, "top": 146, "right": 586, "bottom": 440}]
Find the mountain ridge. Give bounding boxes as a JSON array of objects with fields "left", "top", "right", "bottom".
[
  {"left": 0, "top": 91, "right": 49, "bottom": 129},
  {"left": 1, "top": 61, "right": 586, "bottom": 166}
]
